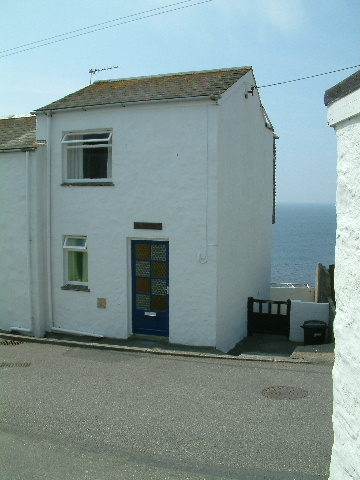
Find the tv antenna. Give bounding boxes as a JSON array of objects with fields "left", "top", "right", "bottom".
[{"left": 89, "top": 66, "right": 119, "bottom": 84}]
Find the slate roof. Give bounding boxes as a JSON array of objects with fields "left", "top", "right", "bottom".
[
  {"left": 0, "top": 115, "right": 37, "bottom": 151},
  {"left": 36, "top": 67, "right": 251, "bottom": 112},
  {"left": 324, "top": 70, "right": 360, "bottom": 106}
]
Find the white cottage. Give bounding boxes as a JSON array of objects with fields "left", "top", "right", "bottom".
[{"left": 1, "top": 67, "right": 275, "bottom": 352}]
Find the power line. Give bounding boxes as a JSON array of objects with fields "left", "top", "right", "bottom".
[
  {"left": 0, "top": 0, "right": 198, "bottom": 55},
  {"left": 0, "top": 0, "right": 212, "bottom": 59},
  {"left": 256, "top": 65, "right": 360, "bottom": 89}
]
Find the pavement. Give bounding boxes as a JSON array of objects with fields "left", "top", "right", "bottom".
[
  {"left": 0, "top": 331, "right": 335, "bottom": 364},
  {"left": 0, "top": 335, "right": 334, "bottom": 480}
]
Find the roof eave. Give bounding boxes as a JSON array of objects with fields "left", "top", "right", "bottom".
[{"left": 33, "top": 94, "right": 216, "bottom": 114}]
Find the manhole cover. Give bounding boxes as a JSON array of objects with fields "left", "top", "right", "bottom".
[
  {"left": 262, "top": 386, "right": 308, "bottom": 400},
  {"left": 0, "top": 340, "right": 24, "bottom": 345},
  {"left": 0, "top": 362, "right": 31, "bottom": 368}
]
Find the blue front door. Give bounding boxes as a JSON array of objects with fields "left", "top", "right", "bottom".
[{"left": 131, "top": 240, "right": 169, "bottom": 336}]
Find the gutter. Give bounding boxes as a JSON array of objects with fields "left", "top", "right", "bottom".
[{"left": 32, "top": 94, "right": 220, "bottom": 115}]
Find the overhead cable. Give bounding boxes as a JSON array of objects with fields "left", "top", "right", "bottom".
[
  {"left": 256, "top": 65, "right": 360, "bottom": 89},
  {"left": 0, "top": 0, "right": 212, "bottom": 58}
]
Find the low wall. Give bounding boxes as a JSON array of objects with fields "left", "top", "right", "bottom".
[
  {"left": 271, "top": 285, "right": 315, "bottom": 302},
  {"left": 290, "top": 300, "right": 329, "bottom": 342}
]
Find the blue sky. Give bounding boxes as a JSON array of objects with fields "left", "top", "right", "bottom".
[{"left": 1, "top": 0, "right": 359, "bottom": 204}]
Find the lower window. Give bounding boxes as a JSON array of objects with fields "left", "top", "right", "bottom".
[{"left": 63, "top": 236, "right": 88, "bottom": 285}]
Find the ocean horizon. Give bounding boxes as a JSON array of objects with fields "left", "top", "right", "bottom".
[{"left": 271, "top": 202, "right": 336, "bottom": 287}]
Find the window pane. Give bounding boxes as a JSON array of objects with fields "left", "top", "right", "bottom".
[
  {"left": 62, "top": 132, "right": 111, "bottom": 143},
  {"left": 151, "top": 279, "right": 167, "bottom": 295},
  {"left": 135, "top": 244, "right": 151, "bottom": 260},
  {"left": 68, "top": 251, "right": 88, "bottom": 282},
  {"left": 67, "top": 148, "right": 84, "bottom": 179},
  {"left": 83, "top": 147, "right": 108, "bottom": 178},
  {"left": 152, "top": 262, "right": 166, "bottom": 278},
  {"left": 83, "top": 133, "right": 111, "bottom": 143},
  {"left": 152, "top": 295, "right": 167, "bottom": 311},
  {"left": 136, "top": 261, "right": 150, "bottom": 277},
  {"left": 136, "top": 294, "right": 150, "bottom": 310},
  {"left": 151, "top": 245, "right": 166, "bottom": 261},
  {"left": 136, "top": 277, "right": 151, "bottom": 293},
  {"left": 64, "top": 237, "right": 87, "bottom": 248}
]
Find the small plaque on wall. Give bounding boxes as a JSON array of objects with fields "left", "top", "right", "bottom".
[{"left": 134, "top": 222, "right": 162, "bottom": 230}]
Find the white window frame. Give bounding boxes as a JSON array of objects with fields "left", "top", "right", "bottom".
[
  {"left": 63, "top": 236, "right": 88, "bottom": 286},
  {"left": 62, "top": 131, "right": 112, "bottom": 183}
]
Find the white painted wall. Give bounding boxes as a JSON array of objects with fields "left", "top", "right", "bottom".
[
  {"left": 0, "top": 148, "right": 47, "bottom": 335},
  {"left": 215, "top": 70, "right": 274, "bottom": 352},
  {"left": 271, "top": 286, "right": 315, "bottom": 302},
  {"left": 37, "top": 101, "right": 218, "bottom": 346},
  {"left": 289, "top": 300, "right": 329, "bottom": 342},
  {"left": 327, "top": 87, "right": 360, "bottom": 480},
  {"left": 0, "top": 151, "right": 30, "bottom": 332}
]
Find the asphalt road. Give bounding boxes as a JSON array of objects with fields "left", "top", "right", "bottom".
[{"left": 0, "top": 341, "right": 333, "bottom": 480}]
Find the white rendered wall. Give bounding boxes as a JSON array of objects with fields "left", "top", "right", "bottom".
[
  {"left": 37, "top": 101, "right": 217, "bottom": 346},
  {"left": 0, "top": 151, "right": 30, "bottom": 331},
  {"left": 215, "top": 71, "right": 274, "bottom": 352},
  {"left": 271, "top": 286, "right": 315, "bottom": 302},
  {"left": 289, "top": 300, "right": 329, "bottom": 342},
  {"left": 327, "top": 90, "right": 360, "bottom": 480},
  {"left": 0, "top": 149, "right": 47, "bottom": 335}
]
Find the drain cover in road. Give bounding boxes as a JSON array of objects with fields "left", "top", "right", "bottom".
[{"left": 262, "top": 386, "right": 308, "bottom": 399}]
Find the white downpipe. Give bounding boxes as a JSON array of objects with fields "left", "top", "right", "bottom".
[
  {"left": 46, "top": 112, "right": 53, "bottom": 330},
  {"left": 26, "top": 149, "right": 33, "bottom": 334}
]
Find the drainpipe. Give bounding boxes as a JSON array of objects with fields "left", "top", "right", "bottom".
[
  {"left": 46, "top": 111, "right": 53, "bottom": 331},
  {"left": 26, "top": 148, "right": 33, "bottom": 333}
]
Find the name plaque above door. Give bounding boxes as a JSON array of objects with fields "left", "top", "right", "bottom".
[{"left": 134, "top": 222, "right": 163, "bottom": 230}]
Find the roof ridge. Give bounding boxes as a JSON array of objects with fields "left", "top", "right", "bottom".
[{"left": 93, "top": 66, "right": 252, "bottom": 84}]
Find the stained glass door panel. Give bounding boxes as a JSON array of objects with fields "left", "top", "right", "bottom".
[{"left": 132, "top": 240, "right": 169, "bottom": 336}]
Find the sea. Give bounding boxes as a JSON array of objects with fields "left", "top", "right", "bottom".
[{"left": 271, "top": 203, "right": 336, "bottom": 287}]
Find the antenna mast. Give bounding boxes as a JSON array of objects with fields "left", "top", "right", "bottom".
[{"left": 89, "top": 66, "right": 119, "bottom": 84}]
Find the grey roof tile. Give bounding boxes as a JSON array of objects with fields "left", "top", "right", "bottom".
[
  {"left": 36, "top": 67, "right": 251, "bottom": 111},
  {"left": 0, "top": 115, "right": 36, "bottom": 151},
  {"left": 324, "top": 70, "right": 360, "bottom": 106}
]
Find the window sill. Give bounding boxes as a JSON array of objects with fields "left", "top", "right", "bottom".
[
  {"left": 61, "top": 182, "right": 114, "bottom": 187},
  {"left": 61, "top": 284, "right": 90, "bottom": 292}
]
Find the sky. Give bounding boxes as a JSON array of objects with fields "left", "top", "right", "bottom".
[{"left": 1, "top": 0, "right": 359, "bottom": 204}]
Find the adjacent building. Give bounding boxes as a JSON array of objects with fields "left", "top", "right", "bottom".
[{"left": 325, "top": 69, "right": 360, "bottom": 479}]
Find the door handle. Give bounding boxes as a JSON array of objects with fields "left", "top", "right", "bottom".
[{"left": 145, "top": 311, "right": 157, "bottom": 316}]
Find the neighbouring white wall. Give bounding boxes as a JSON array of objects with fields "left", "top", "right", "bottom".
[
  {"left": 289, "top": 300, "right": 329, "bottom": 342},
  {"left": 0, "top": 151, "right": 30, "bottom": 332},
  {"left": 215, "top": 70, "right": 274, "bottom": 352},
  {"left": 327, "top": 87, "right": 360, "bottom": 480},
  {"left": 0, "top": 149, "right": 47, "bottom": 335},
  {"left": 271, "top": 286, "right": 315, "bottom": 302},
  {"left": 37, "top": 100, "right": 217, "bottom": 346}
]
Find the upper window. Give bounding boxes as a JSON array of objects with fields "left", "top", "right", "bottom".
[{"left": 62, "top": 131, "right": 112, "bottom": 182}]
